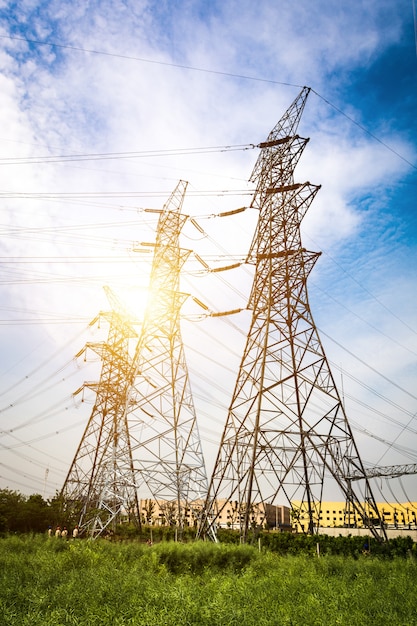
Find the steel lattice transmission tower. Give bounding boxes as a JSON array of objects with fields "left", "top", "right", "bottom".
[
  {"left": 199, "top": 87, "right": 387, "bottom": 542},
  {"left": 127, "top": 180, "right": 209, "bottom": 530},
  {"left": 61, "top": 287, "right": 140, "bottom": 537}
]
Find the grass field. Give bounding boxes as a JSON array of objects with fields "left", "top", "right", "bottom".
[{"left": 0, "top": 534, "right": 416, "bottom": 625}]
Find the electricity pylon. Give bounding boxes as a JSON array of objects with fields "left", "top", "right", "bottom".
[
  {"left": 199, "top": 87, "right": 387, "bottom": 542},
  {"left": 127, "top": 180, "right": 209, "bottom": 531},
  {"left": 61, "top": 287, "right": 140, "bottom": 537}
]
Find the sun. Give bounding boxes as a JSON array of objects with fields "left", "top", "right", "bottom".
[{"left": 103, "top": 284, "right": 150, "bottom": 327}]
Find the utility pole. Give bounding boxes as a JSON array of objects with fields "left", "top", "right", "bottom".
[{"left": 199, "top": 87, "right": 387, "bottom": 542}]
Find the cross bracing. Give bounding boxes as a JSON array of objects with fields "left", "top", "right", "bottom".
[
  {"left": 118, "top": 180, "right": 209, "bottom": 531},
  {"left": 60, "top": 287, "right": 140, "bottom": 537},
  {"left": 198, "top": 87, "right": 387, "bottom": 542},
  {"left": 61, "top": 182, "right": 209, "bottom": 536}
]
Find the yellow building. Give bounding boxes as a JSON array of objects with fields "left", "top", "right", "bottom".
[
  {"left": 140, "top": 498, "right": 203, "bottom": 526},
  {"left": 213, "top": 499, "right": 291, "bottom": 530},
  {"left": 140, "top": 498, "right": 291, "bottom": 530},
  {"left": 140, "top": 497, "right": 417, "bottom": 533},
  {"left": 291, "top": 500, "right": 417, "bottom": 532}
]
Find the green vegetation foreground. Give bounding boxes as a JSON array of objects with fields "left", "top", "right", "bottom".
[{"left": 1, "top": 535, "right": 416, "bottom": 625}]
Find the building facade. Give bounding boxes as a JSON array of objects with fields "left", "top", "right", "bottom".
[
  {"left": 140, "top": 498, "right": 291, "bottom": 530},
  {"left": 291, "top": 500, "right": 417, "bottom": 532},
  {"left": 139, "top": 498, "right": 417, "bottom": 534}
]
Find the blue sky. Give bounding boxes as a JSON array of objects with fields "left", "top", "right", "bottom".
[{"left": 0, "top": 0, "right": 416, "bottom": 504}]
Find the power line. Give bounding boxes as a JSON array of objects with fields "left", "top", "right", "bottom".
[
  {"left": 0, "top": 34, "right": 304, "bottom": 89},
  {"left": 1, "top": 34, "right": 414, "bottom": 171},
  {"left": 0, "top": 326, "right": 87, "bottom": 399},
  {"left": 0, "top": 144, "right": 257, "bottom": 166},
  {"left": 319, "top": 328, "right": 417, "bottom": 402},
  {"left": 0, "top": 190, "right": 252, "bottom": 200},
  {"left": 310, "top": 89, "right": 417, "bottom": 171},
  {"left": 375, "top": 412, "right": 417, "bottom": 466}
]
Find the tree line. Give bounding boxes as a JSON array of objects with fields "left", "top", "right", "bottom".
[
  {"left": 1, "top": 487, "right": 416, "bottom": 560},
  {"left": 0, "top": 489, "right": 66, "bottom": 534}
]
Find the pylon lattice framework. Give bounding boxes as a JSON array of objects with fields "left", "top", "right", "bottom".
[
  {"left": 61, "top": 286, "right": 140, "bottom": 537},
  {"left": 199, "top": 87, "right": 387, "bottom": 542},
  {"left": 124, "top": 180, "right": 209, "bottom": 530},
  {"left": 62, "top": 181, "right": 209, "bottom": 536}
]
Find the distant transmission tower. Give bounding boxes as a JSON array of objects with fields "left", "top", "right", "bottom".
[
  {"left": 62, "top": 181, "right": 209, "bottom": 535},
  {"left": 61, "top": 287, "right": 140, "bottom": 537},
  {"left": 199, "top": 87, "right": 387, "bottom": 542},
  {"left": 127, "top": 180, "right": 209, "bottom": 531}
]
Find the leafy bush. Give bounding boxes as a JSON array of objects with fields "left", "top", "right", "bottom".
[
  {"left": 257, "top": 530, "right": 416, "bottom": 558},
  {"left": 153, "top": 541, "right": 256, "bottom": 574}
]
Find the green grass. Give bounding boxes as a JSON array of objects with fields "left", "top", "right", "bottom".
[{"left": 0, "top": 534, "right": 416, "bottom": 625}]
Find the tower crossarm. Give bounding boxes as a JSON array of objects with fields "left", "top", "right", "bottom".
[{"left": 348, "top": 463, "right": 417, "bottom": 481}]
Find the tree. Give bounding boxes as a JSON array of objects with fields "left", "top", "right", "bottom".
[
  {"left": 24, "top": 494, "right": 50, "bottom": 532},
  {"left": 0, "top": 489, "right": 26, "bottom": 532},
  {"left": 0, "top": 488, "right": 73, "bottom": 533}
]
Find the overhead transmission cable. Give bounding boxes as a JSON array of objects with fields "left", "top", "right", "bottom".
[
  {"left": 0, "top": 33, "right": 304, "bottom": 89},
  {"left": 0, "top": 33, "right": 414, "bottom": 170},
  {"left": 384, "top": 477, "right": 410, "bottom": 511},
  {"left": 338, "top": 387, "right": 417, "bottom": 434},
  {"left": 1, "top": 431, "right": 73, "bottom": 469},
  {"left": 0, "top": 144, "right": 256, "bottom": 166},
  {"left": 0, "top": 191, "right": 252, "bottom": 200},
  {"left": 375, "top": 412, "right": 417, "bottom": 466},
  {"left": 0, "top": 365, "right": 82, "bottom": 418},
  {"left": 305, "top": 233, "right": 417, "bottom": 338},
  {"left": 0, "top": 467, "right": 48, "bottom": 493},
  {"left": 319, "top": 328, "right": 417, "bottom": 403},
  {"left": 399, "top": 476, "right": 417, "bottom": 510},
  {"left": 0, "top": 326, "right": 89, "bottom": 399},
  {"left": 311, "top": 279, "right": 417, "bottom": 358},
  {"left": 310, "top": 88, "right": 416, "bottom": 171},
  {"left": 348, "top": 419, "right": 417, "bottom": 461},
  {"left": 0, "top": 392, "right": 82, "bottom": 437}
]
